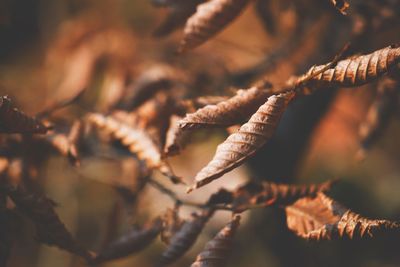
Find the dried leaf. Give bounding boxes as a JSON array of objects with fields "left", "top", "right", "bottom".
[
  {"left": 302, "top": 45, "right": 400, "bottom": 89},
  {"left": 179, "top": 0, "right": 251, "bottom": 52},
  {"left": 88, "top": 113, "right": 183, "bottom": 184},
  {"left": 164, "top": 115, "right": 191, "bottom": 156},
  {"left": 5, "top": 183, "right": 92, "bottom": 260},
  {"left": 158, "top": 210, "right": 213, "bottom": 266},
  {"left": 188, "top": 92, "right": 294, "bottom": 192},
  {"left": 232, "top": 180, "right": 335, "bottom": 212},
  {"left": 179, "top": 87, "right": 271, "bottom": 131},
  {"left": 357, "top": 77, "right": 398, "bottom": 158},
  {"left": 190, "top": 215, "right": 240, "bottom": 267},
  {"left": 285, "top": 192, "right": 400, "bottom": 240},
  {"left": 92, "top": 217, "right": 163, "bottom": 264},
  {"left": 330, "top": 0, "right": 350, "bottom": 15},
  {"left": 0, "top": 96, "right": 48, "bottom": 134}
]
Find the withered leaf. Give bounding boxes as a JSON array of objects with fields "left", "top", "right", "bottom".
[
  {"left": 188, "top": 92, "right": 294, "bottom": 192},
  {"left": 88, "top": 113, "right": 182, "bottom": 184},
  {"left": 179, "top": 0, "right": 251, "bottom": 52},
  {"left": 158, "top": 209, "right": 213, "bottom": 266},
  {"left": 179, "top": 87, "right": 271, "bottom": 131},
  {"left": 164, "top": 115, "right": 191, "bottom": 156},
  {"left": 285, "top": 192, "right": 400, "bottom": 240},
  {"left": 5, "top": 184, "right": 92, "bottom": 261},
  {"left": 190, "top": 215, "right": 240, "bottom": 267},
  {"left": 357, "top": 77, "right": 398, "bottom": 158},
  {"left": 300, "top": 45, "right": 400, "bottom": 89},
  {"left": 330, "top": 0, "right": 350, "bottom": 15},
  {"left": 176, "top": 95, "right": 230, "bottom": 115},
  {"left": 0, "top": 96, "right": 49, "bottom": 134},
  {"left": 92, "top": 217, "right": 163, "bottom": 264},
  {"left": 232, "top": 180, "right": 335, "bottom": 212}
]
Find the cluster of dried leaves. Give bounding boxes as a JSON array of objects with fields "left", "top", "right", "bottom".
[{"left": 1, "top": 0, "right": 400, "bottom": 266}]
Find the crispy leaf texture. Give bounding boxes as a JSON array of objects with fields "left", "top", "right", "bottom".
[
  {"left": 179, "top": 87, "right": 271, "bottom": 130},
  {"left": 188, "top": 92, "right": 294, "bottom": 192},
  {"left": 179, "top": 0, "right": 251, "bottom": 52},
  {"left": 0, "top": 96, "right": 48, "bottom": 134},
  {"left": 285, "top": 192, "right": 400, "bottom": 240},
  {"left": 190, "top": 215, "right": 241, "bottom": 267},
  {"left": 303, "top": 45, "right": 400, "bottom": 89},
  {"left": 88, "top": 113, "right": 181, "bottom": 184}
]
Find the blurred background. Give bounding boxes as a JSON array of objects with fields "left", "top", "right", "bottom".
[{"left": 1, "top": 0, "right": 400, "bottom": 266}]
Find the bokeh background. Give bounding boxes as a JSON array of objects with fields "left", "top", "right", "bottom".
[{"left": 1, "top": 0, "right": 400, "bottom": 266}]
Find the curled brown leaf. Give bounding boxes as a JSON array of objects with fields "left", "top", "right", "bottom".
[
  {"left": 285, "top": 192, "right": 400, "bottom": 240},
  {"left": 179, "top": 0, "right": 251, "bottom": 52}
]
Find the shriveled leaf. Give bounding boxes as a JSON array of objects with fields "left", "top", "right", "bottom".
[
  {"left": 164, "top": 115, "right": 192, "bottom": 156},
  {"left": 299, "top": 45, "right": 400, "bottom": 89},
  {"left": 179, "top": 0, "right": 251, "bottom": 52},
  {"left": 330, "top": 0, "right": 350, "bottom": 15},
  {"left": 285, "top": 192, "right": 400, "bottom": 240},
  {"left": 5, "top": 183, "right": 92, "bottom": 260},
  {"left": 190, "top": 215, "right": 240, "bottom": 267},
  {"left": 0, "top": 209, "right": 20, "bottom": 267},
  {"left": 232, "top": 180, "right": 335, "bottom": 212},
  {"left": 188, "top": 92, "right": 294, "bottom": 192},
  {"left": 179, "top": 87, "right": 271, "bottom": 130},
  {"left": 158, "top": 209, "right": 213, "bottom": 266},
  {"left": 0, "top": 96, "right": 49, "bottom": 134},
  {"left": 88, "top": 113, "right": 183, "bottom": 184},
  {"left": 92, "top": 217, "right": 163, "bottom": 264},
  {"left": 357, "top": 77, "right": 398, "bottom": 159}
]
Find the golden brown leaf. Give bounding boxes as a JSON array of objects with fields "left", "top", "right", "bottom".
[
  {"left": 285, "top": 192, "right": 400, "bottom": 240},
  {"left": 188, "top": 92, "right": 294, "bottom": 192},
  {"left": 92, "top": 217, "right": 163, "bottom": 264},
  {"left": 357, "top": 77, "right": 398, "bottom": 158},
  {"left": 88, "top": 113, "right": 182, "bottom": 184},
  {"left": 302, "top": 45, "right": 400, "bottom": 89},
  {"left": 179, "top": 0, "right": 251, "bottom": 52},
  {"left": 0, "top": 96, "right": 48, "bottom": 134},
  {"left": 158, "top": 209, "right": 213, "bottom": 266},
  {"left": 179, "top": 87, "right": 271, "bottom": 131},
  {"left": 190, "top": 215, "right": 240, "bottom": 267},
  {"left": 5, "top": 183, "right": 92, "bottom": 260}
]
